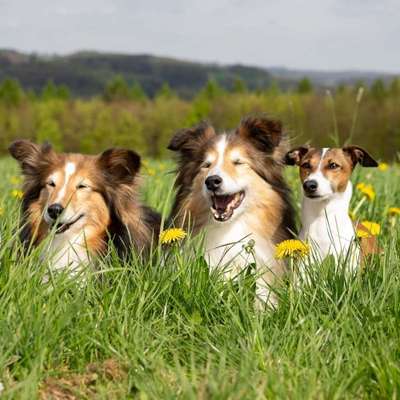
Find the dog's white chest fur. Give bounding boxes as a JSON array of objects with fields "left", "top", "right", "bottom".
[
  {"left": 205, "top": 218, "right": 275, "bottom": 271},
  {"left": 204, "top": 216, "right": 281, "bottom": 307},
  {"left": 300, "top": 182, "right": 358, "bottom": 267},
  {"left": 44, "top": 230, "right": 90, "bottom": 275}
]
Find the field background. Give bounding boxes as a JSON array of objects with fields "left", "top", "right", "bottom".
[
  {"left": 0, "top": 73, "right": 400, "bottom": 161},
  {"left": 0, "top": 152, "right": 400, "bottom": 398}
]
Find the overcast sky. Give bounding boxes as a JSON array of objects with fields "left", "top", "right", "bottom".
[{"left": 1, "top": 0, "right": 399, "bottom": 72}]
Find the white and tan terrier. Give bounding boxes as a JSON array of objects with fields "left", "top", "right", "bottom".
[{"left": 285, "top": 146, "right": 378, "bottom": 270}]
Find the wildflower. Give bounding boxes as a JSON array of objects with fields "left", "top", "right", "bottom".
[
  {"left": 378, "top": 162, "right": 389, "bottom": 172},
  {"left": 388, "top": 207, "right": 400, "bottom": 216},
  {"left": 11, "top": 189, "right": 23, "bottom": 199},
  {"left": 159, "top": 228, "right": 187, "bottom": 244},
  {"left": 356, "top": 221, "right": 381, "bottom": 238},
  {"left": 356, "top": 183, "right": 375, "bottom": 201},
  {"left": 147, "top": 168, "right": 156, "bottom": 176},
  {"left": 275, "top": 239, "right": 310, "bottom": 260}
]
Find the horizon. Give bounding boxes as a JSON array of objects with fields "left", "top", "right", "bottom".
[{"left": 1, "top": 48, "right": 398, "bottom": 76}]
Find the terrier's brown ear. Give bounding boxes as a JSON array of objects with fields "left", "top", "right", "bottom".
[
  {"left": 343, "top": 146, "right": 378, "bottom": 167},
  {"left": 284, "top": 146, "right": 309, "bottom": 166},
  {"left": 168, "top": 122, "right": 215, "bottom": 155},
  {"left": 237, "top": 116, "right": 283, "bottom": 152},
  {"left": 9, "top": 140, "right": 54, "bottom": 176},
  {"left": 98, "top": 148, "right": 141, "bottom": 184}
]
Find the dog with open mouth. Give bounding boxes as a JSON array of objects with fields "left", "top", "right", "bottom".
[
  {"left": 9, "top": 140, "right": 160, "bottom": 276},
  {"left": 285, "top": 145, "right": 378, "bottom": 271},
  {"left": 168, "top": 116, "right": 296, "bottom": 308}
]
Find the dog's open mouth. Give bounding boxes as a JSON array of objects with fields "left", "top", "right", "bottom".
[
  {"left": 54, "top": 214, "right": 84, "bottom": 234},
  {"left": 210, "top": 191, "right": 245, "bottom": 222}
]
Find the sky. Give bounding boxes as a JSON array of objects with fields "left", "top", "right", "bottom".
[{"left": 1, "top": 0, "right": 399, "bottom": 72}]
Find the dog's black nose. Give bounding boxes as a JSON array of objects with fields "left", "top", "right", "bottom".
[
  {"left": 205, "top": 175, "right": 223, "bottom": 191},
  {"left": 303, "top": 180, "right": 318, "bottom": 193},
  {"left": 47, "top": 203, "right": 64, "bottom": 220}
]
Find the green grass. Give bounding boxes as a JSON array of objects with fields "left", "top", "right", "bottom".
[{"left": 0, "top": 157, "right": 400, "bottom": 399}]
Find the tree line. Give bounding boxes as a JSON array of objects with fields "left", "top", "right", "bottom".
[{"left": 0, "top": 76, "right": 399, "bottom": 160}]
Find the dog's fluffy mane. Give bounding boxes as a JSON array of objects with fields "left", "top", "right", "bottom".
[
  {"left": 9, "top": 140, "right": 160, "bottom": 257},
  {"left": 168, "top": 115, "right": 296, "bottom": 240}
]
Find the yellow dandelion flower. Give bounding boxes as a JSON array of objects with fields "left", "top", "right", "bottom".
[
  {"left": 11, "top": 189, "right": 23, "bottom": 199},
  {"left": 159, "top": 228, "right": 187, "bottom": 244},
  {"left": 356, "top": 183, "right": 375, "bottom": 201},
  {"left": 388, "top": 207, "right": 400, "bottom": 216},
  {"left": 356, "top": 220, "right": 381, "bottom": 238},
  {"left": 9, "top": 176, "right": 22, "bottom": 185},
  {"left": 378, "top": 162, "right": 389, "bottom": 172},
  {"left": 275, "top": 239, "right": 310, "bottom": 260},
  {"left": 147, "top": 168, "right": 156, "bottom": 176}
]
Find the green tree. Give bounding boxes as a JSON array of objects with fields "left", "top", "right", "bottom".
[
  {"left": 103, "top": 75, "right": 131, "bottom": 102},
  {"left": 41, "top": 80, "right": 58, "bottom": 100},
  {"left": 370, "top": 79, "right": 386, "bottom": 100},
  {"left": 297, "top": 77, "right": 313, "bottom": 94},
  {"left": 57, "top": 84, "right": 70, "bottom": 100},
  {"left": 266, "top": 80, "right": 281, "bottom": 96},
  {"left": 130, "top": 81, "right": 147, "bottom": 101},
  {"left": 232, "top": 77, "right": 247, "bottom": 93},
  {"left": 0, "top": 78, "right": 23, "bottom": 106},
  {"left": 155, "top": 82, "right": 175, "bottom": 99},
  {"left": 389, "top": 77, "right": 400, "bottom": 96},
  {"left": 202, "top": 79, "right": 223, "bottom": 100}
]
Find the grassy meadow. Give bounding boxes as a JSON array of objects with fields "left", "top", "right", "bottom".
[{"left": 0, "top": 153, "right": 400, "bottom": 399}]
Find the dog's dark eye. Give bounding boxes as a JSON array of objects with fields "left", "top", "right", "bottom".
[
  {"left": 77, "top": 183, "right": 88, "bottom": 189},
  {"left": 202, "top": 161, "right": 211, "bottom": 169},
  {"left": 47, "top": 181, "right": 56, "bottom": 188},
  {"left": 301, "top": 162, "right": 311, "bottom": 169},
  {"left": 233, "top": 159, "right": 243, "bottom": 166},
  {"left": 328, "top": 162, "right": 339, "bottom": 169}
]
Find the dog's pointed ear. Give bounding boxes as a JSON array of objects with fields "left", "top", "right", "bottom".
[
  {"left": 168, "top": 122, "right": 215, "bottom": 154},
  {"left": 97, "top": 148, "right": 141, "bottom": 183},
  {"left": 237, "top": 116, "right": 283, "bottom": 152},
  {"left": 9, "top": 140, "right": 54, "bottom": 175},
  {"left": 284, "top": 146, "right": 309, "bottom": 166},
  {"left": 343, "top": 146, "right": 378, "bottom": 167}
]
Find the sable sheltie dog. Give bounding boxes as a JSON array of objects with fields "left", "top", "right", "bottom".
[
  {"left": 9, "top": 140, "right": 160, "bottom": 276},
  {"left": 168, "top": 116, "right": 296, "bottom": 307}
]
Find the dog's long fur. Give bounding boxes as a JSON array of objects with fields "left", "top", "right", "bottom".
[
  {"left": 9, "top": 140, "right": 160, "bottom": 273},
  {"left": 168, "top": 116, "right": 296, "bottom": 307}
]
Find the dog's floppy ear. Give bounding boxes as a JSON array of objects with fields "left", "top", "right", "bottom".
[
  {"left": 9, "top": 140, "right": 54, "bottom": 176},
  {"left": 237, "top": 116, "right": 283, "bottom": 152},
  {"left": 97, "top": 148, "right": 141, "bottom": 184},
  {"left": 284, "top": 146, "right": 309, "bottom": 166},
  {"left": 343, "top": 146, "right": 378, "bottom": 167},
  {"left": 168, "top": 121, "right": 215, "bottom": 154}
]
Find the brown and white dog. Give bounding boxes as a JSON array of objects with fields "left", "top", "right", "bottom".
[
  {"left": 285, "top": 146, "right": 378, "bottom": 270},
  {"left": 9, "top": 140, "right": 160, "bottom": 276},
  {"left": 168, "top": 117, "right": 296, "bottom": 307}
]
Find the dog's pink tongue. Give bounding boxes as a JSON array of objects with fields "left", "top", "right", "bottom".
[{"left": 214, "top": 195, "right": 233, "bottom": 212}]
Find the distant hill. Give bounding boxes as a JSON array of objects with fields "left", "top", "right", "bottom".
[{"left": 0, "top": 49, "right": 397, "bottom": 97}]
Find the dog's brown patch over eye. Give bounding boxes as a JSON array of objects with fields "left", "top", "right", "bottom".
[
  {"left": 298, "top": 149, "right": 322, "bottom": 182},
  {"left": 320, "top": 149, "right": 353, "bottom": 192}
]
